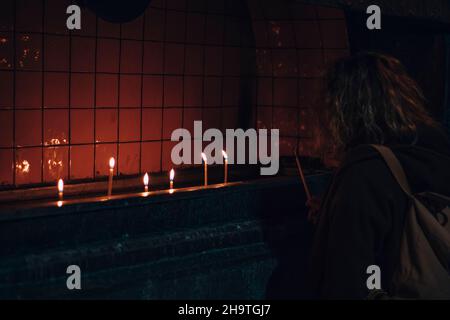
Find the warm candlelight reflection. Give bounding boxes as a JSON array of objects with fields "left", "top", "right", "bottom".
[{"left": 16, "top": 160, "right": 30, "bottom": 173}]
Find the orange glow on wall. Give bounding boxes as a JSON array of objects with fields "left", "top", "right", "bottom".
[{"left": 0, "top": 0, "right": 349, "bottom": 188}]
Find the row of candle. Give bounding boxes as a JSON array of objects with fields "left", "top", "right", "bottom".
[{"left": 56, "top": 150, "right": 229, "bottom": 204}]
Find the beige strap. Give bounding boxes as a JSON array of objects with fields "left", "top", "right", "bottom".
[{"left": 371, "top": 145, "right": 412, "bottom": 196}]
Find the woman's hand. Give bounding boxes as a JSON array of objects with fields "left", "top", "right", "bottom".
[{"left": 306, "top": 196, "right": 322, "bottom": 224}]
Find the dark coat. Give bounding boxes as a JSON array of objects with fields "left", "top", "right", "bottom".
[{"left": 307, "top": 126, "right": 450, "bottom": 299}]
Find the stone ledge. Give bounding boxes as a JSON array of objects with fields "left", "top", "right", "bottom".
[{"left": 0, "top": 174, "right": 330, "bottom": 299}]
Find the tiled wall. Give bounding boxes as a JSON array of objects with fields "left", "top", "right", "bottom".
[
  {"left": 0, "top": 0, "right": 349, "bottom": 188},
  {"left": 249, "top": 0, "right": 349, "bottom": 157}
]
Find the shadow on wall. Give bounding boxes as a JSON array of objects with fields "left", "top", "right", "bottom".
[{"left": 79, "top": 0, "right": 152, "bottom": 23}]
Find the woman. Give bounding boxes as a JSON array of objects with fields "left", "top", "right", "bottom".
[{"left": 307, "top": 52, "right": 450, "bottom": 299}]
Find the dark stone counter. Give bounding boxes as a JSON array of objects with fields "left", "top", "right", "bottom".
[{"left": 0, "top": 174, "right": 330, "bottom": 299}]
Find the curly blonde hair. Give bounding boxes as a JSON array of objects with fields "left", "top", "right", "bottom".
[{"left": 319, "top": 52, "right": 437, "bottom": 154}]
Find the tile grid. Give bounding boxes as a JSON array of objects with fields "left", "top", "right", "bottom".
[
  {"left": 116, "top": 23, "right": 122, "bottom": 176},
  {"left": 252, "top": 1, "right": 349, "bottom": 156},
  {"left": 159, "top": 2, "right": 167, "bottom": 172},
  {"left": 0, "top": 0, "right": 348, "bottom": 188},
  {"left": 92, "top": 15, "right": 98, "bottom": 179},
  {"left": 67, "top": 2, "right": 72, "bottom": 180},
  {"left": 139, "top": 12, "right": 146, "bottom": 174}
]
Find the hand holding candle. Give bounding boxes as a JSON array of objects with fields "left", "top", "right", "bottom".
[
  {"left": 201, "top": 152, "right": 208, "bottom": 186},
  {"left": 222, "top": 150, "right": 228, "bottom": 184},
  {"left": 108, "top": 157, "right": 115, "bottom": 197}
]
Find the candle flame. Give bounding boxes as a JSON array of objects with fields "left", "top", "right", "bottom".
[
  {"left": 170, "top": 169, "right": 175, "bottom": 181},
  {"left": 57, "top": 179, "right": 64, "bottom": 192},
  {"left": 222, "top": 150, "right": 228, "bottom": 159},
  {"left": 109, "top": 157, "right": 115, "bottom": 169},
  {"left": 143, "top": 173, "right": 149, "bottom": 186},
  {"left": 201, "top": 152, "right": 207, "bottom": 163}
]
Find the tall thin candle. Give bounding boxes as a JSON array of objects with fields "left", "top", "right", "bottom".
[
  {"left": 222, "top": 150, "right": 228, "bottom": 184},
  {"left": 201, "top": 153, "right": 208, "bottom": 186},
  {"left": 169, "top": 169, "right": 175, "bottom": 190},
  {"left": 108, "top": 157, "right": 115, "bottom": 197},
  {"left": 143, "top": 172, "right": 149, "bottom": 193},
  {"left": 57, "top": 178, "right": 64, "bottom": 201}
]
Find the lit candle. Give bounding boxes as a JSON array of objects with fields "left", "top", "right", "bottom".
[
  {"left": 108, "top": 157, "right": 115, "bottom": 197},
  {"left": 169, "top": 168, "right": 175, "bottom": 190},
  {"left": 143, "top": 172, "right": 149, "bottom": 193},
  {"left": 201, "top": 152, "right": 208, "bottom": 186},
  {"left": 222, "top": 150, "right": 228, "bottom": 184},
  {"left": 58, "top": 178, "right": 64, "bottom": 201}
]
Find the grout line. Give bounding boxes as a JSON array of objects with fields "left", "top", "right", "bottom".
[
  {"left": 219, "top": 10, "right": 226, "bottom": 134},
  {"left": 181, "top": 3, "right": 188, "bottom": 133},
  {"left": 116, "top": 24, "right": 122, "bottom": 176},
  {"left": 200, "top": 2, "right": 208, "bottom": 153},
  {"left": 139, "top": 13, "right": 146, "bottom": 175},
  {"left": 6, "top": 68, "right": 336, "bottom": 76},
  {"left": 0, "top": 133, "right": 314, "bottom": 150},
  {"left": 288, "top": 2, "right": 301, "bottom": 152},
  {"left": 68, "top": 18, "right": 72, "bottom": 181},
  {"left": 93, "top": 15, "right": 99, "bottom": 179},
  {"left": 159, "top": 2, "right": 168, "bottom": 172}
]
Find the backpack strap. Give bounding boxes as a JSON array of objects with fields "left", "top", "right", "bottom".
[{"left": 371, "top": 145, "right": 412, "bottom": 196}]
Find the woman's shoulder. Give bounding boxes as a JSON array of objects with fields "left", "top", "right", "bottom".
[
  {"left": 338, "top": 145, "right": 384, "bottom": 175},
  {"left": 334, "top": 145, "right": 399, "bottom": 195},
  {"left": 323, "top": 145, "right": 403, "bottom": 224}
]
